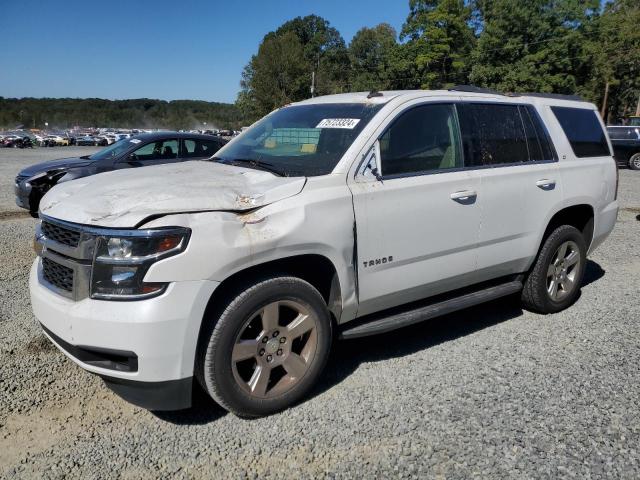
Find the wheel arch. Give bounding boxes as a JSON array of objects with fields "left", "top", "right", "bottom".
[
  {"left": 197, "top": 254, "right": 343, "bottom": 350},
  {"left": 538, "top": 203, "right": 595, "bottom": 256}
]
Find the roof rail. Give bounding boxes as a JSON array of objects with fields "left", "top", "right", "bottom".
[
  {"left": 511, "top": 92, "right": 585, "bottom": 102},
  {"left": 449, "top": 85, "right": 503, "bottom": 95}
]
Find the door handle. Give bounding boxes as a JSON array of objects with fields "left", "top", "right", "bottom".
[
  {"left": 450, "top": 190, "right": 477, "bottom": 202},
  {"left": 536, "top": 179, "right": 556, "bottom": 189}
]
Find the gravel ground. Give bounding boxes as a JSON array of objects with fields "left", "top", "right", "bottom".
[{"left": 1, "top": 148, "right": 639, "bottom": 479}]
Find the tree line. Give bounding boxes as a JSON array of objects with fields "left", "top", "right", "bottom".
[
  {"left": 238, "top": 0, "right": 640, "bottom": 124},
  {"left": 0, "top": 97, "right": 247, "bottom": 130}
]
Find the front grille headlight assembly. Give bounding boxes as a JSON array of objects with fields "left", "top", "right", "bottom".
[{"left": 91, "top": 227, "right": 190, "bottom": 300}]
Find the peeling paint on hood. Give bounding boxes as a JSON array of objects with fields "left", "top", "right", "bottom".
[{"left": 39, "top": 161, "right": 306, "bottom": 227}]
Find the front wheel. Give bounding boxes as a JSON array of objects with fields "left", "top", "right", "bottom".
[
  {"left": 629, "top": 153, "right": 640, "bottom": 171},
  {"left": 522, "top": 225, "right": 587, "bottom": 313},
  {"left": 196, "top": 276, "right": 332, "bottom": 417}
]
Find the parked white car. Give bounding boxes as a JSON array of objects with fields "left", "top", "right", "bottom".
[{"left": 30, "top": 89, "right": 618, "bottom": 417}]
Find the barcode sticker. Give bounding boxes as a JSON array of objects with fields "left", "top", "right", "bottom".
[{"left": 316, "top": 118, "right": 361, "bottom": 129}]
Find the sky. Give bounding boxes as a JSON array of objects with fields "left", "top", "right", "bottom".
[{"left": 0, "top": 0, "right": 408, "bottom": 104}]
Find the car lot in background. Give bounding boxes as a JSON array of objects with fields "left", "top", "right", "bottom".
[
  {"left": 607, "top": 125, "right": 640, "bottom": 170},
  {"left": 75, "top": 135, "right": 102, "bottom": 146},
  {"left": 42, "top": 135, "right": 70, "bottom": 147},
  {"left": 14, "top": 132, "right": 227, "bottom": 215}
]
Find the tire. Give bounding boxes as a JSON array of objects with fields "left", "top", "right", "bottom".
[
  {"left": 629, "top": 153, "right": 640, "bottom": 171},
  {"left": 522, "top": 225, "right": 587, "bottom": 314},
  {"left": 196, "top": 276, "right": 332, "bottom": 417}
]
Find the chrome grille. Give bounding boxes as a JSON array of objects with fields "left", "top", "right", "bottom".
[
  {"left": 42, "top": 258, "right": 74, "bottom": 292},
  {"left": 42, "top": 221, "right": 81, "bottom": 248}
]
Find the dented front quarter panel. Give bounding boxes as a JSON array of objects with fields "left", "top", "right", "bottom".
[{"left": 143, "top": 174, "right": 359, "bottom": 323}]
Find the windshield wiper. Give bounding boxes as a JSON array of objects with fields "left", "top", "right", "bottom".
[{"left": 212, "top": 157, "right": 286, "bottom": 177}]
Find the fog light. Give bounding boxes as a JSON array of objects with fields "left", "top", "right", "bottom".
[{"left": 111, "top": 266, "right": 136, "bottom": 284}]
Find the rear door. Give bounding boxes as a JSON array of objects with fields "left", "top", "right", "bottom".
[
  {"left": 350, "top": 101, "right": 482, "bottom": 316},
  {"left": 457, "top": 102, "right": 562, "bottom": 280}
]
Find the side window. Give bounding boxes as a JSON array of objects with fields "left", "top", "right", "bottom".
[
  {"left": 520, "top": 105, "right": 555, "bottom": 161},
  {"left": 131, "top": 139, "right": 178, "bottom": 161},
  {"left": 183, "top": 139, "right": 222, "bottom": 158},
  {"left": 457, "top": 103, "right": 529, "bottom": 166},
  {"left": 550, "top": 106, "right": 610, "bottom": 157},
  {"left": 379, "top": 104, "right": 461, "bottom": 176}
]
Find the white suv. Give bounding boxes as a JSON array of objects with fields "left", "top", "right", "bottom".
[{"left": 30, "top": 89, "right": 618, "bottom": 417}]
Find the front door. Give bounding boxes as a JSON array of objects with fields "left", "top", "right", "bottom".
[
  {"left": 349, "top": 102, "right": 482, "bottom": 316},
  {"left": 117, "top": 138, "right": 181, "bottom": 169}
]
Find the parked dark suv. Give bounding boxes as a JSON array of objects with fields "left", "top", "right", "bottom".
[
  {"left": 15, "top": 132, "right": 227, "bottom": 215},
  {"left": 606, "top": 126, "right": 640, "bottom": 170}
]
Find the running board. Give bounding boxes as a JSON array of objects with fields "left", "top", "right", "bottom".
[{"left": 340, "top": 280, "right": 523, "bottom": 339}]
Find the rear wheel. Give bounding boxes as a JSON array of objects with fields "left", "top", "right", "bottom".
[
  {"left": 522, "top": 225, "right": 586, "bottom": 313},
  {"left": 196, "top": 276, "right": 332, "bottom": 417},
  {"left": 629, "top": 153, "right": 640, "bottom": 170}
]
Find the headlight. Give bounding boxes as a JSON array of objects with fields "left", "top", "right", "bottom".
[{"left": 91, "top": 227, "right": 190, "bottom": 300}]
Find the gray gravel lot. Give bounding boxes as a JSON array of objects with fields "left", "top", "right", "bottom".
[{"left": 0, "top": 148, "right": 639, "bottom": 479}]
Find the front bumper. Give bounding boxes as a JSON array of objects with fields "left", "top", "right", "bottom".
[
  {"left": 589, "top": 200, "right": 618, "bottom": 254},
  {"left": 14, "top": 182, "right": 31, "bottom": 210},
  {"left": 30, "top": 259, "right": 219, "bottom": 409}
]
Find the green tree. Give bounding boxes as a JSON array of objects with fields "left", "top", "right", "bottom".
[
  {"left": 273, "top": 15, "right": 350, "bottom": 95},
  {"left": 237, "top": 15, "right": 349, "bottom": 120},
  {"left": 239, "top": 32, "right": 309, "bottom": 119},
  {"left": 348, "top": 24, "right": 398, "bottom": 91},
  {"left": 399, "top": 0, "right": 476, "bottom": 89},
  {"left": 0, "top": 97, "right": 247, "bottom": 130},
  {"left": 469, "top": 0, "right": 599, "bottom": 94},
  {"left": 580, "top": 0, "right": 640, "bottom": 122}
]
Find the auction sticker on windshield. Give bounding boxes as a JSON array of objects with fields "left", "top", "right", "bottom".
[
  {"left": 130, "top": 139, "right": 141, "bottom": 144},
  {"left": 316, "top": 118, "right": 361, "bottom": 129}
]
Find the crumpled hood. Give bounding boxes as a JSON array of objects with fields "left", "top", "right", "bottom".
[
  {"left": 19, "top": 156, "right": 93, "bottom": 178},
  {"left": 39, "top": 161, "right": 306, "bottom": 227}
]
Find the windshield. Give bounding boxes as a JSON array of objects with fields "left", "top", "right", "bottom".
[
  {"left": 89, "top": 138, "right": 137, "bottom": 161},
  {"left": 214, "top": 103, "right": 383, "bottom": 176}
]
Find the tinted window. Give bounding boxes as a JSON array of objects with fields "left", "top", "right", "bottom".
[
  {"left": 520, "top": 105, "right": 555, "bottom": 161},
  {"left": 379, "top": 104, "right": 461, "bottom": 176},
  {"left": 551, "top": 106, "right": 610, "bottom": 157},
  {"left": 607, "top": 127, "right": 640, "bottom": 140},
  {"left": 457, "top": 103, "right": 529, "bottom": 166},
  {"left": 183, "top": 139, "right": 222, "bottom": 158}
]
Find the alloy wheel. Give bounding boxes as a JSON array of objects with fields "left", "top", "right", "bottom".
[
  {"left": 546, "top": 240, "right": 581, "bottom": 301},
  {"left": 231, "top": 300, "right": 318, "bottom": 399}
]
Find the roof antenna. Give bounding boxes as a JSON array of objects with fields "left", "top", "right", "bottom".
[{"left": 367, "top": 90, "right": 383, "bottom": 99}]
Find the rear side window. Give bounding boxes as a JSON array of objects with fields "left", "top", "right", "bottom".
[
  {"left": 183, "top": 138, "right": 222, "bottom": 158},
  {"left": 520, "top": 105, "right": 555, "bottom": 161},
  {"left": 550, "top": 106, "right": 610, "bottom": 157},
  {"left": 457, "top": 103, "right": 529, "bottom": 166}
]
